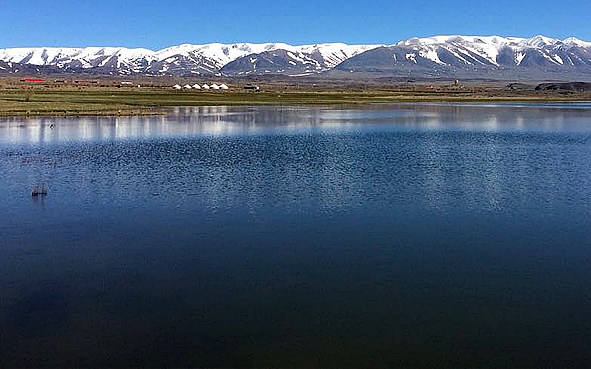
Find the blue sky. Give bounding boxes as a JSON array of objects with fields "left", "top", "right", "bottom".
[{"left": 2, "top": 0, "right": 590, "bottom": 49}]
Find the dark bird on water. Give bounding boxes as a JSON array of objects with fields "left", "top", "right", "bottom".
[{"left": 31, "top": 183, "right": 47, "bottom": 196}]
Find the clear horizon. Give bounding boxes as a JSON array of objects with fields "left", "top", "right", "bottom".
[
  {"left": 2, "top": 0, "right": 590, "bottom": 49},
  {"left": 1, "top": 34, "right": 590, "bottom": 51}
]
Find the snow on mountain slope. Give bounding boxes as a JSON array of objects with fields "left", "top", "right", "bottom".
[
  {"left": 562, "top": 37, "right": 591, "bottom": 48},
  {"left": 220, "top": 49, "right": 321, "bottom": 75},
  {"left": 392, "top": 35, "right": 591, "bottom": 67},
  {"left": 1, "top": 36, "right": 590, "bottom": 78},
  {"left": 220, "top": 43, "right": 383, "bottom": 75},
  {"left": 335, "top": 35, "right": 591, "bottom": 80},
  {"left": 296, "top": 43, "right": 382, "bottom": 68},
  {"left": 0, "top": 42, "right": 382, "bottom": 75},
  {"left": 0, "top": 47, "right": 155, "bottom": 70},
  {"left": 0, "top": 59, "right": 59, "bottom": 75},
  {"left": 154, "top": 43, "right": 294, "bottom": 69}
]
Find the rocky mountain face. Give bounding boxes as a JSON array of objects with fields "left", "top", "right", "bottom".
[
  {"left": 0, "top": 60, "right": 58, "bottom": 75},
  {"left": 220, "top": 43, "right": 379, "bottom": 75},
  {"left": 220, "top": 49, "right": 326, "bottom": 75},
  {"left": 1, "top": 36, "right": 591, "bottom": 80}
]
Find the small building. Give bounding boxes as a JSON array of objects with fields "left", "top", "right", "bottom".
[
  {"left": 210, "top": 83, "right": 220, "bottom": 90},
  {"left": 244, "top": 84, "right": 260, "bottom": 91},
  {"left": 183, "top": 84, "right": 192, "bottom": 89},
  {"left": 219, "top": 84, "right": 229, "bottom": 90},
  {"left": 172, "top": 84, "right": 182, "bottom": 89},
  {"left": 192, "top": 84, "right": 201, "bottom": 89},
  {"left": 202, "top": 84, "right": 210, "bottom": 89}
]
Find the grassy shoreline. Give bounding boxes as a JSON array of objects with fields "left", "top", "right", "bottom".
[{"left": 1, "top": 87, "right": 591, "bottom": 117}]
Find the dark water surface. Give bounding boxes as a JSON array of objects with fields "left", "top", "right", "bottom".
[{"left": 1, "top": 104, "right": 591, "bottom": 367}]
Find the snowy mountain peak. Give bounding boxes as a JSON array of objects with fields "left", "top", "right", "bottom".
[
  {"left": 524, "top": 35, "right": 558, "bottom": 48},
  {"left": 562, "top": 37, "right": 591, "bottom": 47}
]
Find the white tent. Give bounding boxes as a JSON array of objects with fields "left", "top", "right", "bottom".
[
  {"left": 219, "top": 84, "right": 229, "bottom": 89},
  {"left": 183, "top": 84, "right": 192, "bottom": 89},
  {"left": 172, "top": 84, "right": 182, "bottom": 89},
  {"left": 202, "top": 84, "right": 210, "bottom": 89},
  {"left": 210, "top": 83, "right": 220, "bottom": 89},
  {"left": 192, "top": 84, "right": 201, "bottom": 89}
]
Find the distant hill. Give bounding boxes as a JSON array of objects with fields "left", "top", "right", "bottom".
[{"left": 535, "top": 82, "right": 591, "bottom": 91}]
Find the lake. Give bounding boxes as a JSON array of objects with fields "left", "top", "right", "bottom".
[{"left": 1, "top": 103, "right": 591, "bottom": 367}]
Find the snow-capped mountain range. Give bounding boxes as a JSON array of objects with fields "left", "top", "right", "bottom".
[
  {"left": 1, "top": 35, "right": 591, "bottom": 79},
  {"left": 0, "top": 43, "right": 379, "bottom": 76},
  {"left": 334, "top": 35, "right": 591, "bottom": 79},
  {"left": 395, "top": 35, "right": 591, "bottom": 67}
]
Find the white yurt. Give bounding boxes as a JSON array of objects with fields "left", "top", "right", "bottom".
[
  {"left": 210, "top": 83, "right": 220, "bottom": 90},
  {"left": 219, "top": 84, "right": 229, "bottom": 89},
  {"left": 183, "top": 84, "right": 192, "bottom": 89},
  {"left": 202, "top": 84, "right": 210, "bottom": 89},
  {"left": 172, "top": 84, "right": 182, "bottom": 89},
  {"left": 192, "top": 84, "right": 201, "bottom": 89}
]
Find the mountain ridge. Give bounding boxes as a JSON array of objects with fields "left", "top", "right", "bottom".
[
  {"left": 335, "top": 35, "right": 591, "bottom": 80},
  {"left": 0, "top": 42, "right": 381, "bottom": 76},
  {"left": 2, "top": 35, "right": 591, "bottom": 80}
]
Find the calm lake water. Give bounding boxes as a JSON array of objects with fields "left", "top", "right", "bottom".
[{"left": 1, "top": 103, "right": 591, "bottom": 367}]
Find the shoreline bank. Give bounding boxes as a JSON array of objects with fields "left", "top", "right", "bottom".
[{"left": 2, "top": 88, "right": 591, "bottom": 117}]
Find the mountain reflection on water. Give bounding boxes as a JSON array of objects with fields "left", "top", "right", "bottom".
[{"left": 3, "top": 103, "right": 591, "bottom": 144}]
